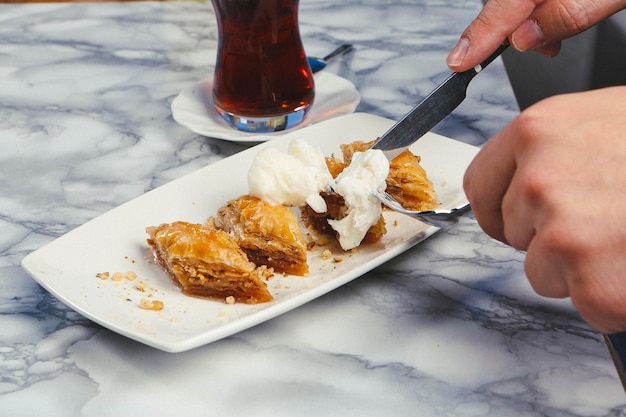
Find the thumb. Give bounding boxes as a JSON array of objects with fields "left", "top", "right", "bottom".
[
  {"left": 447, "top": 0, "right": 538, "bottom": 71},
  {"left": 447, "top": 0, "right": 624, "bottom": 71}
]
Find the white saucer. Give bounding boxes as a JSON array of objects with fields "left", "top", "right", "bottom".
[{"left": 171, "top": 71, "right": 361, "bottom": 143}]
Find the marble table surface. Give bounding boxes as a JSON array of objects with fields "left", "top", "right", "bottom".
[{"left": 1, "top": 0, "right": 624, "bottom": 415}]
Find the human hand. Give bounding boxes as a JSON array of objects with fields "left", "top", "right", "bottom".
[
  {"left": 447, "top": 0, "right": 626, "bottom": 72},
  {"left": 463, "top": 86, "right": 626, "bottom": 333}
]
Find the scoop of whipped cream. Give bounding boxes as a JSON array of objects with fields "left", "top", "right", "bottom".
[
  {"left": 328, "top": 149, "right": 389, "bottom": 250},
  {"left": 248, "top": 139, "right": 333, "bottom": 213},
  {"left": 248, "top": 139, "right": 390, "bottom": 251}
]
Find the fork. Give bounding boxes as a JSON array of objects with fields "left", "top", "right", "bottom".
[{"left": 374, "top": 191, "right": 471, "bottom": 228}]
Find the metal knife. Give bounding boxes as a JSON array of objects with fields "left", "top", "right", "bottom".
[{"left": 370, "top": 44, "right": 509, "bottom": 160}]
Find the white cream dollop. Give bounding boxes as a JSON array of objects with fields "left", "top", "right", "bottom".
[
  {"left": 248, "top": 139, "right": 390, "bottom": 251},
  {"left": 327, "top": 149, "right": 389, "bottom": 250},
  {"left": 247, "top": 139, "right": 333, "bottom": 213}
]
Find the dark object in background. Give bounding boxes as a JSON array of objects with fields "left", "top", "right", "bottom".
[{"left": 502, "top": 11, "right": 626, "bottom": 110}]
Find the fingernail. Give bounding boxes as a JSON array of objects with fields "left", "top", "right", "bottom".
[
  {"left": 511, "top": 19, "right": 546, "bottom": 51},
  {"left": 447, "top": 37, "right": 469, "bottom": 67}
]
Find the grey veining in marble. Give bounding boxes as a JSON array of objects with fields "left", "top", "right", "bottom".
[{"left": 0, "top": 1, "right": 624, "bottom": 416}]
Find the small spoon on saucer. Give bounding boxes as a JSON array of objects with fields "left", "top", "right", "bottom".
[{"left": 308, "top": 44, "right": 354, "bottom": 73}]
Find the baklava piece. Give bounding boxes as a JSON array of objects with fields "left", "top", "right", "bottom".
[
  {"left": 386, "top": 150, "right": 438, "bottom": 211},
  {"left": 215, "top": 195, "right": 309, "bottom": 276},
  {"left": 336, "top": 140, "right": 438, "bottom": 211},
  {"left": 302, "top": 140, "right": 437, "bottom": 246},
  {"left": 146, "top": 221, "right": 273, "bottom": 304},
  {"left": 300, "top": 191, "right": 387, "bottom": 245}
]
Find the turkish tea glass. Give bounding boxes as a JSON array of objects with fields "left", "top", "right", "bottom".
[{"left": 211, "top": 0, "right": 315, "bottom": 133}]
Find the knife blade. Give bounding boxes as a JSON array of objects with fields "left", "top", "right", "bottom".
[{"left": 370, "top": 44, "right": 509, "bottom": 160}]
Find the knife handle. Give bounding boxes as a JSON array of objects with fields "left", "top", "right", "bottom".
[
  {"left": 458, "top": 43, "right": 509, "bottom": 84},
  {"left": 476, "top": 43, "right": 509, "bottom": 73}
]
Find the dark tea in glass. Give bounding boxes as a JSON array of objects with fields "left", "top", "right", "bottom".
[{"left": 211, "top": 0, "right": 315, "bottom": 133}]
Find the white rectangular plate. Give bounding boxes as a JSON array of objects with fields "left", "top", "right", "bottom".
[{"left": 21, "top": 113, "right": 479, "bottom": 352}]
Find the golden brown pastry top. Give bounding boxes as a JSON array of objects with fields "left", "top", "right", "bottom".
[
  {"left": 329, "top": 140, "right": 438, "bottom": 211},
  {"left": 216, "top": 195, "right": 308, "bottom": 276},
  {"left": 216, "top": 195, "right": 305, "bottom": 248},
  {"left": 386, "top": 150, "right": 438, "bottom": 211},
  {"left": 146, "top": 221, "right": 274, "bottom": 304},
  {"left": 147, "top": 221, "right": 257, "bottom": 277}
]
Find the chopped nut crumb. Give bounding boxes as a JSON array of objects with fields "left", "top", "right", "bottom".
[
  {"left": 321, "top": 249, "right": 332, "bottom": 260},
  {"left": 124, "top": 271, "right": 137, "bottom": 281},
  {"left": 136, "top": 280, "right": 150, "bottom": 292},
  {"left": 95, "top": 272, "right": 110, "bottom": 280},
  {"left": 333, "top": 257, "right": 343, "bottom": 263},
  {"left": 111, "top": 272, "right": 124, "bottom": 281},
  {"left": 306, "top": 234, "right": 330, "bottom": 250},
  {"left": 257, "top": 265, "right": 274, "bottom": 280},
  {"left": 139, "top": 299, "right": 164, "bottom": 311},
  {"left": 225, "top": 296, "right": 235, "bottom": 305}
]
